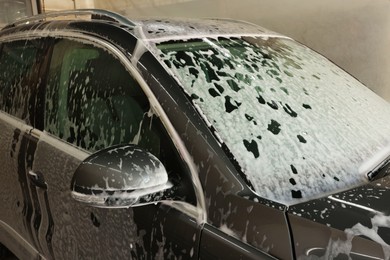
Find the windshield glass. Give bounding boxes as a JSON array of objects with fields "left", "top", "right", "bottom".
[{"left": 156, "top": 36, "right": 390, "bottom": 205}]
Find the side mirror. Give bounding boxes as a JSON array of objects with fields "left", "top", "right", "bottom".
[{"left": 71, "top": 144, "right": 171, "bottom": 208}]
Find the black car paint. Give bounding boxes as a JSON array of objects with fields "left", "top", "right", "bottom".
[
  {"left": 0, "top": 16, "right": 389, "bottom": 259},
  {"left": 289, "top": 166, "right": 390, "bottom": 258},
  {"left": 199, "top": 223, "right": 277, "bottom": 259},
  {"left": 0, "top": 21, "right": 200, "bottom": 259},
  {"left": 21, "top": 130, "right": 55, "bottom": 259},
  {"left": 136, "top": 50, "right": 293, "bottom": 258},
  {"left": 0, "top": 21, "right": 252, "bottom": 259}
]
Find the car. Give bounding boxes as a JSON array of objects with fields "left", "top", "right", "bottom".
[{"left": 1, "top": 8, "right": 390, "bottom": 260}]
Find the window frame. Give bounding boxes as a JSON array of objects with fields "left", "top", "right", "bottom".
[
  {"left": 0, "top": 37, "right": 50, "bottom": 127},
  {"left": 38, "top": 31, "right": 206, "bottom": 221},
  {"left": 44, "top": 38, "right": 151, "bottom": 153}
]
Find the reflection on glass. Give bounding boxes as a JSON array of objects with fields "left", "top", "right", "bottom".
[{"left": 0, "top": 0, "right": 31, "bottom": 26}]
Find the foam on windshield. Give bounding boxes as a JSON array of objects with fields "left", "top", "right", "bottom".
[{"left": 155, "top": 36, "right": 390, "bottom": 205}]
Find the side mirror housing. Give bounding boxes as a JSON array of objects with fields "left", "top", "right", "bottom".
[{"left": 71, "top": 144, "right": 171, "bottom": 208}]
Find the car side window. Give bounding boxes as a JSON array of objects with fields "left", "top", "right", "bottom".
[
  {"left": 45, "top": 39, "right": 149, "bottom": 152},
  {"left": 45, "top": 38, "right": 196, "bottom": 204},
  {"left": 0, "top": 40, "right": 41, "bottom": 123}
]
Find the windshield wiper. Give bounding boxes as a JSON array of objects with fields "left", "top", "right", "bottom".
[{"left": 359, "top": 144, "right": 390, "bottom": 181}]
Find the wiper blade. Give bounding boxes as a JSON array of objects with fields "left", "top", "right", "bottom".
[{"left": 359, "top": 144, "right": 390, "bottom": 181}]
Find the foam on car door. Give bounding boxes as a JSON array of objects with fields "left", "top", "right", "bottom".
[
  {"left": 23, "top": 129, "right": 55, "bottom": 258},
  {"left": 0, "top": 38, "right": 54, "bottom": 258}
]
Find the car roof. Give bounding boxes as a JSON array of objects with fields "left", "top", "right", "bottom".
[
  {"left": 130, "top": 18, "right": 285, "bottom": 42},
  {"left": 1, "top": 9, "right": 286, "bottom": 42}
]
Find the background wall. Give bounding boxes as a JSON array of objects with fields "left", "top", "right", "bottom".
[{"left": 17, "top": 0, "right": 390, "bottom": 101}]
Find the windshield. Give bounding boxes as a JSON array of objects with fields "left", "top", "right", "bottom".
[{"left": 156, "top": 36, "right": 390, "bottom": 205}]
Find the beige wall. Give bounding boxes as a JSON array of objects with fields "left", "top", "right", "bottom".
[
  {"left": 45, "top": 0, "right": 390, "bottom": 101},
  {"left": 44, "top": 0, "right": 94, "bottom": 11}
]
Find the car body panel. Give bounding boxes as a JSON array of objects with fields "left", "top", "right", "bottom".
[
  {"left": 0, "top": 25, "right": 204, "bottom": 259},
  {"left": 199, "top": 223, "right": 278, "bottom": 259},
  {"left": 290, "top": 170, "right": 390, "bottom": 259},
  {"left": 0, "top": 114, "right": 42, "bottom": 260},
  {"left": 34, "top": 133, "right": 201, "bottom": 258},
  {"left": 1, "top": 11, "right": 390, "bottom": 259}
]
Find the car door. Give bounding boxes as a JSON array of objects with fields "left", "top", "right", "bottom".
[
  {"left": 31, "top": 35, "right": 203, "bottom": 259},
  {"left": 0, "top": 38, "right": 51, "bottom": 258}
]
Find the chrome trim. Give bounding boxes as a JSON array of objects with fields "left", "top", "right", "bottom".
[
  {"left": 0, "top": 110, "right": 32, "bottom": 133},
  {"left": 29, "top": 128, "right": 41, "bottom": 139},
  {"left": 0, "top": 220, "right": 43, "bottom": 259},
  {"left": 306, "top": 247, "right": 384, "bottom": 260},
  {"left": 39, "top": 130, "right": 90, "bottom": 161},
  {"left": 0, "top": 110, "right": 88, "bottom": 161}
]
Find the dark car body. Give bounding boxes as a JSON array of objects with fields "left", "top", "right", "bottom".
[{"left": 0, "top": 9, "right": 390, "bottom": 259}]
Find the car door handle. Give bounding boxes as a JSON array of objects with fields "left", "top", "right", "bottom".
[{"left": 28, "top": 170, "right": 47, "bottom": 189}]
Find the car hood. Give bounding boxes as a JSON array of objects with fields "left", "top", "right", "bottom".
[{"left": 288, "top": 167, "right": 390, "bottom": 246}]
